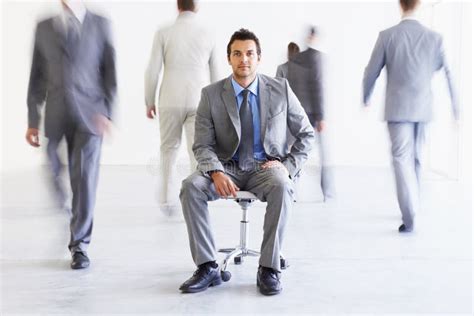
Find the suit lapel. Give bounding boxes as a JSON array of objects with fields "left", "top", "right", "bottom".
[
  {"left": 222, "top": 76, "right": 241, "bottom": 139},
  {"left": 258, "top": 74, "right": 270, "bottom": 143}
]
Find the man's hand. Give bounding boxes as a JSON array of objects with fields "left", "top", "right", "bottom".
[
  {"left": 261, "top": 160, "right": 289, "bottom": 178},
  {"left": 316, "top": 120, "right": 325, "bottom": 133},
  {"left": 146, "top": 106, "right": 157, "bottom": 119},
  {"left": 26, "top": 128, "right": 40, "bottom": 147},
  {"left": 94, "top": 114, "right": 112, "bottom": 136},
  {"left": 362, "top": 102, "right": 370, "bottom": 112},
  {"left": 211, "top": 171, "right": 239, "bottom": 198}
]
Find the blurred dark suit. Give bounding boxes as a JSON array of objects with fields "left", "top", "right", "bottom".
[
  {"left": 286, "top": 48, "right": 335, "bottom": 200},
  {"left": 27, "top": 10, "right": 116, "bottom": 253}
]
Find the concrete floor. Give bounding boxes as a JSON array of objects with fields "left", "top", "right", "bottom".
[{"left": 1, "top": 165, "right": 472, "bottom": 315}]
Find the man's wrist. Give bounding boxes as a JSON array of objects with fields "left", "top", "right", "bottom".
[{"left": 208, "top": 170, "right": 224, "bottom": 179}]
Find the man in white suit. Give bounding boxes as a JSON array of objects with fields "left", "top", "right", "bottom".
[
  {"left": 363, "top": 0, "right": 459, "bottom": 233},
  {"left": 145, "top": 0, "right": 218, "bottom": 217}
]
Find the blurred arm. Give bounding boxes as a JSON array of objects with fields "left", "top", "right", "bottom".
[
  {"left": 27, "top": 24, "right": 47, "bottom": 130},
  {"left": 144, "top": 30, "right": 163, "bottom": 110},
  {"left": 437, "top": 37, "right": 459, "bottom": 120},
  {"left": 312, "top": 53, "right": 324, "bottom": 121},
  {"left": 101, "top": 19, "right": 117, "bottom": 120},
  {"left": 208, "top": 39, "right": 219, "bottom": 83},
  {"left": 275, "top": 64, "right": 284, "bottom": 78},
  {"left": 363, "top": 33, "right": 385, "bottom": 106}
]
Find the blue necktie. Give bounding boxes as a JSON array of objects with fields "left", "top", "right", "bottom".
[{"left": 238, "top": 89, "right": 254, "bottom": 171}]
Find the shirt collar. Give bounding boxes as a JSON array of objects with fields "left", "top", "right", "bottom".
[
  {"left": 177, "top": 11, "right": 196, "bottom": 20},
  {"left": 231, "top": 76, "right": 259, "bottom": 98},
  {"left": 61, "top": 4, "right": 86, "bottom": 27},
  {"left": 401, "top": 12, "right": 419, "bottom": 22}
]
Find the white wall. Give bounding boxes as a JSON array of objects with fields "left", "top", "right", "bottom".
[{"left": 1, "top": 1, "right": 471, "bottom": 176}]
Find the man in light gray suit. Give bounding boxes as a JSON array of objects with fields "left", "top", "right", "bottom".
[
  {"left": 363, "top": 0, "right": 458, "bottom": 233},
  {"left": 286, "top": 26, "right": 336, "bottom": 202},
  {"left": 178, "top": 29, "right": 314, "bottom": 295},
  {"left": 145, "top": 0, "right": 218, "bottom": 217},
  {"left": 26, "top": 0, "right": 116, "bottom": 268}
]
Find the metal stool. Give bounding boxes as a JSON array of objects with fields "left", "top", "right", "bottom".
[{"left": 218, "top": 191, "right": 289, "bottom": 282}]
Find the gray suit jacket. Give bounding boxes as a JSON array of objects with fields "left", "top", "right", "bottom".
[
  {"left": 286, "top": 48, "right": 325, "bottom": 126},
  {"left": 27, "top": 11, "right": 117, "bottom": 139},
  {"left": 363, "top": 19, "right": 458, "bottom": 122},
  {"left": 193, "top": 74, "right": 315, "bottom": 179},
  {"left": 275, "top": 62, "right": 288, "bottom": 79}
]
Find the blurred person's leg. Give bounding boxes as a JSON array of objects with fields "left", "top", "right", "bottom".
[
  {"left": 317, "top": 129, "right": 336, "bottom": 201},
  {"left": 414, "top": 123, "right": 426, "bottom": 189},
  {"left": 47, "top": 138, "right": 68, "bottom": 209},
  {"left": 158, "top": 106, "right": 185, "bottom": 216},
  {"left": 388, "top": 122, "right": 419, "bottom": 230},
  {"left": 66, "top": 129, "right": 102, "bottom": 255},
  {"left": 183, "top": 109, "right": 197, "bottom": 174}
]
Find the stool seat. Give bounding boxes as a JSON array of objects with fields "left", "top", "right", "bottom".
[{"left": 226, "top": 191, "right": 258, "bottom": 201}]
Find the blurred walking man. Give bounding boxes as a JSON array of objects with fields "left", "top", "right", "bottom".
[
  {"left": 363, "top": 0, "right": 459, "bottom": 233},
  {"left": 145, "top": 0, "right": 218, "bottom": 217},
  {"left": 26, "top": 0, "right": 117, "bottom": 268}
]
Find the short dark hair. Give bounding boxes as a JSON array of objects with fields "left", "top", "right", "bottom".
[
  {"left": 287, "top": 42, "right": 300, "bottom": 60},
  {"left": 226, "top": 28, "right": 262, "bottom": 59},
  {"left": 400, "top": 0, "right": 420, "bottom": 11},
  {"left": 177, "top": 0, "right": 195, "bottom": 12}
]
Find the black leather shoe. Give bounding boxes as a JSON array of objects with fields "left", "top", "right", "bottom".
[
  {"left": 71, "top": 252, "right": 90, "bottom": 270},
  {"left": 398, "top": 224, "right": 414, "bottom": 233},
  {"left": 257, "top": 266, "right": 282, "bottom": 295},
  {"left": 179, "top": 262, "right": 222, "bottom": 293}
]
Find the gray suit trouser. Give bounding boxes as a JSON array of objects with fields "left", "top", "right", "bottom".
[
  {"left": 180, "top": 161, "right": 294, "bottom": 272},
  {"left": 47, "top": 126, "right": 102, "bottom": 254},
  {"left": 288, "top": 129, "right": 335, "bottom": 200},
  {"left": 387, "top": 122, "right": 425, "bottom": 228}
]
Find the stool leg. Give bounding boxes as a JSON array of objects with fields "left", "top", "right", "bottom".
[
  {"left": 221, "top": 248, "right": 243, "bottom": 271},
  {"left": 247, "top": 249, "right": 260, "bottom": 257},
  {"left": 219, "top": 248, "right": 237, "bottom": 253},
  {"left": 280, "top": 254, "right": 290, "bottom": 270},
  {"left": 239, "top": 218, "right": 249, "bottom": 250}
]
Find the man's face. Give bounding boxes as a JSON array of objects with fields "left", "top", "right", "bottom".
[{"left": 228, "top": 40, "right": 260, "bottom": 81}]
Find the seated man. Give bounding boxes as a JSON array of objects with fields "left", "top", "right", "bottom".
[{"left": 179, "top": 28, "right": 315, "bottom": 296}]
